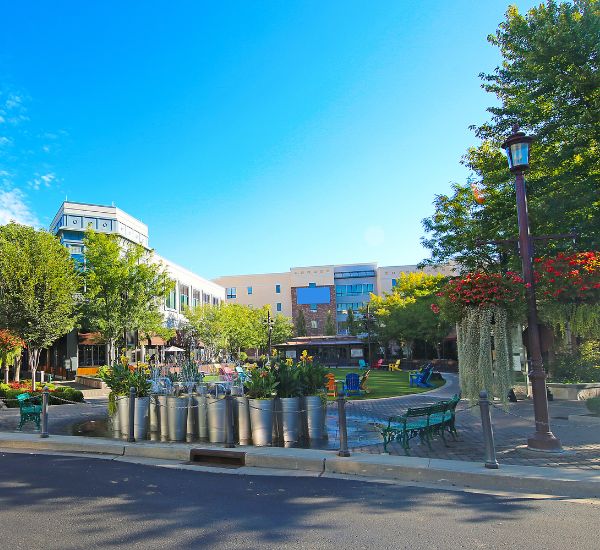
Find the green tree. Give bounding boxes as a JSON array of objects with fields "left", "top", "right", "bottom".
[
  {"left": 0, "top": 223, "right": 80, "bottom": 383},
  {"left": 82, "top": 230, "right": 174, "bottom": 363},
  {"left": 346, "top": 308, "right": 359, "bottom": 336},
  {"left": 184, "top": 303, "right": 226, "bottom": 359},
  {"left": 368, "top": 272, "right": 451, "bottom": 358},
  {"left": 0, "top": 330, "right": 24, "bottom": 383},
  {"left": 295, "top": 309, "right": 307, "bottom": 337},
  {"left": 422, "top": 1, "right": 600, "bottom": 271},
  {"left": 324, "top": 310, "right": 336, "bottom": 336}
]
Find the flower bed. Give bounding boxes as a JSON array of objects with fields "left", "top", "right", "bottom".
[{"left": 0, "top": 382, "right": 84, "bottom": 408}]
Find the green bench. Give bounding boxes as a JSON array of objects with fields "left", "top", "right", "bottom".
[
  {"left": 381, "top": 394, "right": 460, "bottom": 454},
  {"left": 17, "top": 393, "right": 42, "bottom": 431}
]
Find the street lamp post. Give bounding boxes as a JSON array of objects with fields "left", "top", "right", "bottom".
[
  {"left": 264, "top": 309, "right": 275, "bottom": 361},
  {"left": 364, "top": 303, "right": 373, "bottom": 368},
  {"left": 501, "top": 124, "right": 562, "bottom": 452}
]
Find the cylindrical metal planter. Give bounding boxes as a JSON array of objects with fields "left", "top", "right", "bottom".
[
  {"left": 196, "top": 394, "right": 208, "bottom": 441},
  {"left": 305, "top": 395, "right": 325, "bottom": 440},
  {"left": 186, "top": 395, "right": 195, "bottom": 439},
  {"left": 207, "top": 397, "right": 227, "bottom": 443},
  {"left": 234, "top": 396, "right": 252, "bottom": 445},
  {"left": 280, "top": 397, "right": 300, "bottom": 446},
  {"left": 272, "top": 398, "right": 282, "bottom": 445},
  {"left": 134, "top": 396, "right": 150, "bottom": 440},
  {"left": 167, "top": 395, "right": 188, "bottom": 442},
  {"left": 149, "top": 394, "right": 160, "bottom": 432},
  {"left": 117, "top": 395, "right": 129, "bottom": 435},
  {"left": 158, "top": 394, "right": 169, "bottom": 440},
  {"left": 110, "top": 409, "right": 120, "bottom": 436},
  {"left": 249, "top": 398, "right": 274, "bottom": 446}
]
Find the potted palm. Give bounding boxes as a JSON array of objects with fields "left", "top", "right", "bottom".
[
  {"left": 97, "top": 363, "right": 130, "bottom": 436},
  {"left": 245, "top": 364, "right": 278, "bottom": 446},
  {"left": 275, "top": 358, "right": 302, "bottom": 446},
  {"left": 298, "top": 351, "right": 327, "bottom": 440}
]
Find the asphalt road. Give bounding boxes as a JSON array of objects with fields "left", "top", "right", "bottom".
[{"left": 0, "top": 452, "right": 597, "bottom": 550}]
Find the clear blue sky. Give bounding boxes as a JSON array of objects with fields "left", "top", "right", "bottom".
[{"left": 0, "top": 1, "right": 539, "bottom": 279}]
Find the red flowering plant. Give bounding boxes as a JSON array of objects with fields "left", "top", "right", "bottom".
[{"left": 434, "top": 271, "right": 526, "bottom": 324}]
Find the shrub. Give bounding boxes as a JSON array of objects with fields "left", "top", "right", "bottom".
[
  {"left": 586, "top": 397, "right": 600, "bottom": 416},
  {"left": 547, "top": 341, "right": 600, "bottom": 383}
]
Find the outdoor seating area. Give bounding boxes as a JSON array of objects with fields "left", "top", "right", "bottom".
[{"left": 380, "top": 393, "right": 460, "bottom": 454}]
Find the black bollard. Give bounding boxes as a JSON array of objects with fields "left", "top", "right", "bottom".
[
  {"left": 337, "top": 393, "right": 350, "bottom": 457},
  {"left": 40, "top": 385, "right": 49, "bottom": 438}
]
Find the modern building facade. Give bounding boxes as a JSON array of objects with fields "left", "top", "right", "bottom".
[
  {"left": 49, "top": 201, "right": 225, "bottom": 372},
  {"left": 214, "top": 262, "right": 453, "bottom": 336}
]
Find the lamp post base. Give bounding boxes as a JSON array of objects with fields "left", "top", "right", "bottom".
[{"left": 527, "top": 432, "right": 563, "bottom": 453}]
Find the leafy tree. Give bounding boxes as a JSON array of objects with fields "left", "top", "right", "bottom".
[
  {"left": 0, "top": 223, "right": 80, "bottom": 383},
  {"left": 295, "top": 309, "right": 307, "bottom": 337},
  {"left": 422, "top": 1, "right": 600, "bottom": 271},
  {"left": 368, "top": 272, "right": 451, "bottom": 358},
  {"left": 82, "top": 230, "right": 174, "bottom": 363},
  {"left": 346, "top": 308, "right": 359, "bottom": 336},
  {"left": 0, "top": 330, "right": 24, "bottom": 383},
  {"left": 324, "top": 310, "right": 336, "bottom": 336},
  {"left": 184, "top": 303, "right": 226, "bottom": 359}
]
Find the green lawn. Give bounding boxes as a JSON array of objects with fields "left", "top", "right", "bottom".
[{"left": 326, "top": 368, "right": 445, "bottom": 400}]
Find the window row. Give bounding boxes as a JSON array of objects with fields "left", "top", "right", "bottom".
[
  {"left": 166, "top": 286, "right": 220, "bottom": 311},
  {"left": 336, "top": 283, "right": 374, "bottom": 296},
  {"left": 336, "top": 302, "right": 364, "bottom": 312},
  {"left": 334, "top": 270, "right": 376, "bottom": 279},
  {"left": 227, "top": 284, "right": 283, "bottom": 299}
]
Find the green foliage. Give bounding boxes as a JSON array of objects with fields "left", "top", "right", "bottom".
[
  {"left": 244, "top": 364, "right": 278, "bottom": 399},
  {"left": 0, "top": 223, "right": 80, "bottom": 371},
  {"left": 324, "top": 310, "right": 336, "bottom": 336},
  {"left": 82, "top": 229, "right": 174, "bottom": 362},
  {"left": 422, "top": 1, "right": 600, "bottom": 270},
  {"left": 547, "top": 340, "right": 600, "bottom": 382},
  {"left": 586, "top": 397, "right": 600, "bottom": 415},
  {"left": 97, "top": 363, "right": 131, "bottom": 396},
  {"left": 295, "top": 309, "right": 307, "bottom": 337},
  {"left": 368, "top": 272, "right": 451, "bottom": 355},
  {"left": 0, "top": 385, "right": 83, "bottom": 408},
  {"left": 297, "top": 352, "right": 327, "bottom": 396},
  {"left": 274, "top": 360, "right": 302, "bottom": 398},
  {"left": 345, "top": 308, "right": 359, "bottom": 336}
]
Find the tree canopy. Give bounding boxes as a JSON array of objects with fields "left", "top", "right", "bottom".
[
  {"left": 422, "top": 0, "right": 600, "bottom": 271},
  {"left": 0, "top": 223, "right": 80, "bottom": 377},
  {"left": 82, "top": 229, "right": 174, "bottom": 363}
]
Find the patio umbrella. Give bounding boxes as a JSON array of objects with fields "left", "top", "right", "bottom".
[{"left": 164, "top": 345, "right": 185, "bottom": 353}]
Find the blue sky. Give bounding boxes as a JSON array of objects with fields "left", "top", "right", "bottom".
[{"left": 0, "top": 1, "right": 539, "bottom": 279}]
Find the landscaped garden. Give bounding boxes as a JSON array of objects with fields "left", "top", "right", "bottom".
[
  {"left": 325, "top": 368, "right": 445, "bottom": 400},
  {"left": 0, "top": 381, "right": 84, "bottom": 407}
]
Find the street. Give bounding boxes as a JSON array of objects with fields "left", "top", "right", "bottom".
[{"left": 0, "top": 451, "right": 597, "bottom": 549}]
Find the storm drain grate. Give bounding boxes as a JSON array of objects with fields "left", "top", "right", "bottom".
[{"left": 189, "top": 449, "right": 246, "bottom": 468}]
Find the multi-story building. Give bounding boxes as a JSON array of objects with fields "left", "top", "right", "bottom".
[
  {"left": 214, "top": 262, "right": 453, "bottom": 335},
  {"left": 49, "top": 201, "right": 224, "bottom": 372}
]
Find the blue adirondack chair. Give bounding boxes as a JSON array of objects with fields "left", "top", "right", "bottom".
[
  {"left": 235, "top": 365, "right": 250, "bottom": 383},
  {"left": 344, "top": 373, "right": 361, "bottom": 396},
  {"left": 409, "top": 366, "right": 433, "bottom": 388},
  {"left": 358, "top": 359, "right": 368, "bottom": 370}
]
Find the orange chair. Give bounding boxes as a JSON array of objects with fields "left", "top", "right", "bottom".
[{"left": 326, "top": 373, "right": 337, "bottom": 397}]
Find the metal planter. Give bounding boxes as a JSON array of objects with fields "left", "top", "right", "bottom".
[
  {"left": 196, "top": 393, "right": 208, "bottom": 441},
  {"left": 207, "top": 397, "right": 227, "bottom": 443},
  {"left": 116, "top": 396, "right": 130, "bottom": 435},
  {"left": 304, "top": 395, "right": 326, "bottom": 440},
  {"left": 249, "top": 398, "right": 274, "bottom": 446},
  {"left": 158, "top": 395, "right": 169, "bottom": 440},
  {"left": 134, "top": 396, "right": 150, "bottom": 440},
  {"left": 166, "top": 395, "right": 188, "bottom": 442},
  {"left": 272, "top": 398, "right": 282, "bottom": 444},
  {"left": 234, "top": 396, "right": 252, "bottom": 445},
  {"left": 149, "top": 395, "right": 160, "bottom": 432},
  {"left": 280, "top": 397, "right": 300, "bottom": 446},
  {"left": 110, "top": 408, "right": 120, "bottom": 436}
]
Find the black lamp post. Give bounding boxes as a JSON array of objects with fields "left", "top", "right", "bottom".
[
  {"left": 264, "top": 309, "right": 275, "bottom": 361},
  {"left": 501, "top": 124, "right": 562, "bottom": 452},
  {"left": 364, "top": 303, "right": 373, "bottom": 367}
]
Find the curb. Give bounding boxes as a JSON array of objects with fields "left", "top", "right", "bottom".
[{"left": 1, "top": 432, "right": 599, "bottom": 498}]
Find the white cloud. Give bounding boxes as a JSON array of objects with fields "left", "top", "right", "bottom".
[
  {"left": 364, "top": 225, "right": 385, "bottom": 247},
  {"left": 0, "top": 187, "right": 39, "bottom": 226},
  {"left": 28, "top": 172, "right": 57, "bottom": 190}
]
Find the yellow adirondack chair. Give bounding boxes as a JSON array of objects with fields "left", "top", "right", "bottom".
[{"left": 388, "top": 360, "right": 401, "bottom": 372}]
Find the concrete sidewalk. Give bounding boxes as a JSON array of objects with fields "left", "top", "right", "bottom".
[{"left": 1, "top": 432, "right": 599, "bottom": 499}]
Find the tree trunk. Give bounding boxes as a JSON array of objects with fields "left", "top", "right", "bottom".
[
  {"left": 29, "top": 347, "right": 41, "bottom": 392},
  {"left": 14, "top": 355, "right": 21, "bottom": 382}
]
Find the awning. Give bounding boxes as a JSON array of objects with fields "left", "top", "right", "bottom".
[{"left": 78, "top": 332, "right": 105, "bottom": 345}]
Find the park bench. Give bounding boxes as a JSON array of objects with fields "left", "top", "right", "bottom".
[
  {"left": 17, "top": 393, "right": 42, "bottom": 431},
  {"left": 380, "top": 394, "right": 460, "bottom": 454}
]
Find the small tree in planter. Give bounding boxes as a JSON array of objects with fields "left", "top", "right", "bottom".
[
  {"left": 97, "top": 362, "right": 132, "bottom": 435},
  {"left": 245, "top": 364, "right": 278, "bottom": 446},
  {"left": 297, "top": 350, "right": 327, "bottom": 440}
]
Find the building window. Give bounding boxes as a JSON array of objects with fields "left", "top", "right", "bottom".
[
  {"left": 309, "top": 282, "right": 316, "bottom": 287},
  {"left": 166, "top": 289, "right": 176, "bottom": 309},
  {"left": 276, "top": 303, "right": 282, "bottom": 312},
  {"left": 247, "top": 286, "right": 253, "bottom": 295},
  {"left": 310, "top": 304, "right": 317, "bottom": 312},
  {"left": 275, "top": 284, "right": 281, "bottom": 294},
  {"left": 226, "top": 287, "right": 236, "bottom": 299},
  {"left": 193, "top": 290, "right": 201, "bottom": 308},
  {"left": 180, "top": 285, "right": 189, "bottom": 310},
  {"left": 213, "top": 297, "right": 219, "bottom": 306},
  {"left": 392, "top": 279, "right": 397, "bottom": 287},
  {"left": 68, "top": 244, "right": 83, "bottom": 254},
  {"left": 366, "top": 283, "right": 374, "bottom": 293},
  {"left": 311, "top": 320, "right": 318, "bottom": 329}
]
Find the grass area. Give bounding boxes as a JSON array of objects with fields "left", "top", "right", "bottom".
[{"left": 325, "top": 368, "right": 445, "bottom": 400}]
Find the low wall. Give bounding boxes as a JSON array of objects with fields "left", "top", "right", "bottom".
[
  {"left": 547, "top": 382, "right": 600, "bottom": 401},
  {"left": 75, "top": 375, "right": 107, "bottom": 390}
]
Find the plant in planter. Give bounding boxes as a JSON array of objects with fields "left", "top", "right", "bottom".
[
  {"left": 297, "top": 351, "right": 328, "bottom": 440},
  {"left": 97, "top": 363, "right": 131, "bottom": 434},
  {"left": 275, "top": 359, "right": 302, "bottom": 445},
  {"left": 245, "top": 364, "right": 278, "bottom": 446}
]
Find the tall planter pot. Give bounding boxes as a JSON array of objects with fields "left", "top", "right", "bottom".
[
  {"left": 134, "top": 396, "right": 150, "bottom": 440},
  {"left": 280, "top": 397, "right": 300, "bottom": 447},
  {"left": 166, "top": 395, "right": 188, "bottom": 442},
  {"left": 110, "top": 409, "right": 120, "bottom": 436},
  {"left": 272, "top": 398, "right": 282, "bottom": 445},
  {"left": 249, "top": 398, "right": 274, "bottom": 446},
  {"left": 116, "top": 395, "right": 130, "bottom": 436},
  {"left": 149, "top": 394, "right": 160, "bottom": 432},
  {"left": 234, "top": 396, "right": 252, "bottom": 445},
  {"left": 196, "top": 393, "right": 208, "bottom": 441},
  {"left": 304, "top": 395, "right": 325, "bottom": 440},
  {"left": 207, "top": 396, "right": 227, "bottom": 443},
  {"left": 158, "top": 395, "right": 169, "bottom": 440}
]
